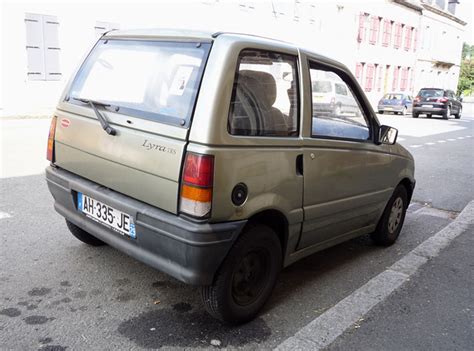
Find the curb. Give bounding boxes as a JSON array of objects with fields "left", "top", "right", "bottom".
[{"left": 276, "top": 200, "right": 474, "bottom": 351}]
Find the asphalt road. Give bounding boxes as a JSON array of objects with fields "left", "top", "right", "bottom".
[{"left": 0, "top": 112, "right": 473, "bottom": 350}]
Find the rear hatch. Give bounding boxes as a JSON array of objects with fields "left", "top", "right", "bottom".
[
  {"left": 417, "top": 89, "right": 445, "bottom": 107},
  {"left": 380, "top": 93, "right": 403, "bottom": 106},
  {"left": 53, "top": 37, "right": 211, "bottom": 214}
]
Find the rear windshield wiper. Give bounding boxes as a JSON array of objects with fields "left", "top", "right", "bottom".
[{"left": 72, "top": 97, "right": 117, "bottom": 136}]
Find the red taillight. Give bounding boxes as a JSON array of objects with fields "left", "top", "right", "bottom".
[
  {"left": 180, "top": 153, "right": 214, "bottom": 217},
  {"left": 437, "top": 97, "right": 448, "bottom": 103},
  {"left": 414, "top": 96, "right": 420, "bottom": 103},
  {"left": 46, "top": 116, "right": 57, "bottom": 162},
  {"left": 183, "top": 153, "right": 214, "bottom": 187}
]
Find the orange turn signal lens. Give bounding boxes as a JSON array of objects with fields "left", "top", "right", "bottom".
[
  {"left": 47, "top": 116, "right": 57, "bottom": 162},
  {"left": 181, "top": 184, "right": 212, "bottom": 202}
]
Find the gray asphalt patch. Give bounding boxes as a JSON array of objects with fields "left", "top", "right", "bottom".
[{"left": 276, "top": 200, "right": 474, "bottom": 350}]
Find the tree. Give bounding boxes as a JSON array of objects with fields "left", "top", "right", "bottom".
[{"left": 457, "top": 43, "right": 474, "bottom": 96}]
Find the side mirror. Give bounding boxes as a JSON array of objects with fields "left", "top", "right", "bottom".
[{"left": 379, "top": 125, "right": 398, "bottom": 145}]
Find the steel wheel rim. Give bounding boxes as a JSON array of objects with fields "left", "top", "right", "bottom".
[
  {"left": 232, "top": 249, "right": 269, "bottom": 306},
  {"left": 388, "top": 197, "right": 404, "bottom": 234}
]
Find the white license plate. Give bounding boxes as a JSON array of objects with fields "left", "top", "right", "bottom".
[
  {"left": 77, "top": 192, "right": 136, "bottom": 238},
  {"left": 385, "top": 107, "right": 393, "bottom": 110},
  {"left": 422, "top": 104, "right": 432, "bottom": 108}
]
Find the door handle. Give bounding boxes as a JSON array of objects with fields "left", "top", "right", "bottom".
[{"left": 296, "top": 154, "right": 303, "bottom": 176}]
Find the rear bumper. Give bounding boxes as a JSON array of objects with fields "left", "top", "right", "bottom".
[
  {"left": 413, "top": 106, "right": 446, "bottom": 115},
  {"left": 45, "top": 166, "right": 246, "bottom": 285},
  {"left": 378, "top": 105, "right": 404, "bottom": 112}
]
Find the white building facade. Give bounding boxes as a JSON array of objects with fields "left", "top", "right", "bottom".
[{"left": 0, "top": 0, "right": 467, "bottom": 116}]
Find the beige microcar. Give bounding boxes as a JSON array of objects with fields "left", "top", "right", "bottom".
[{"left": 46, "top": 29, "right": 415, "bottom": 324}]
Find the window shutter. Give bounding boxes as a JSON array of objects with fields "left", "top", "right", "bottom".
[
  {"left": 404, "top": 26, "right": 412, "bottom": 51},
  {"left": 365, "top": 64, "right": 374, "bottom": 92},
  {"left": 25, "top": 13, "right": 45, "bottom": 80},
  {"left": 413, "top": 29, "right": 418, "bottom": 52},
  {"left": 43, "top": 15, "right": 61, "bottom": 80},
  {"left": 355, "top": 63, "right": 363, "bottom": 84},
  {"left": 392, "top": 66, "right": 400, "bottom": 91},
  {"left": 377, "top": 65, "right": 383, "bottom": 92},
  {"left": 357, "top": 13, "right": 365, "bottom": 43}
]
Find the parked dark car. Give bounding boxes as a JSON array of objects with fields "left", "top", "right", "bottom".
[
  {"left": 412, "top": 88, "right": 462, "bottom": 119},
  {"left": 378, "top": 93, "right": 413, "bottom": 115}
]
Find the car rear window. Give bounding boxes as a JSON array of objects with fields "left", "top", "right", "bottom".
[
  {"left": 68, "top": 39, "right": 211, "bottom": 127},
  {"left": 419, "top": 89, "right": 443, "bottom": 98},
  {"left": 312, "top": 81, "right": 332, "bottom": 93},
  {"left": 384, "top": 94, "right": 403, "bottom": 100}
]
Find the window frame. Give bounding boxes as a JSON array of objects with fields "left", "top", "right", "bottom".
[
  {"left": 308, "top": 60, "right": 375, "bottom": 144},
  {"left": 227, "top": 48, "right": 301, "bottom": 138}
]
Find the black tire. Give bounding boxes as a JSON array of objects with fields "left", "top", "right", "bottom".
[
  {"left": 66, "top": 220, "right": 106, "bottom": 246},
  {"left": 454, "top": 107, "right": 462, "bottom": 119},
  {"left": 412, "top": 112, "right": 419, "bottom": 118},
  {"left": 370, "top": 186, "right": 408, "bottom": 246},
  {"left": 443, "top": 106, "right": 450, "bottom": 120},
  {"left": 379, "top": 111, "right": 384, "bottom": 114},
  {"left": 201, "top": 224, "right": 282, "bottom": 324},
  {"left": 427, "top": 114, "right": 432, "bottom": 118}
]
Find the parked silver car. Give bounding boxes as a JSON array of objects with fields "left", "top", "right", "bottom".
[
  {"left": 378, "top": 92, "right": 413, "bottom": 115},
  {"left": 46, "top": 29, "right": 415, "bottom": 324}
]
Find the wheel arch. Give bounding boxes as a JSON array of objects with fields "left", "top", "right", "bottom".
[
  {"left": 398, "top": 177, "right": 415, "bottom": 205},
  {"left": 245, "top": 209, "right": 289, "bottom": 257}
]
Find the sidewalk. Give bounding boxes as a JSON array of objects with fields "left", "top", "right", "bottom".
[
  {"left": 276, "top": 201, "right": 474, "bottom": 350},
  {"left": 328, "top": 224, "right": 473, "bottom": 350}
]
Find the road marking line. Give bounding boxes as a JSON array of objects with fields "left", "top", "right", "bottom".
[
  {"left": 425, "top": 142, "right": 435, "bottom": 145},
  {"left": 465, "top": 135, "right": 472, "bottom": 138},
  {"left": 276, "top": 201, "right": 474, "bottom": 351},
  {"left": 457, "top": 137, "right": 465, "bottom": 139},
  {"left": 437, "top": 140, "right": 446, "bottom": 143},
  {"left": 397, "top": 137, "right": 405, "bottom": 141},
  {"left": 447, "top": 138, "right": 456, "bottom": 141},
  {"left": 0, "top": 212, "right": 12, "bottom": 220},
  {"left": 409, "top": 144, "right": 422, "bottom": 148}
]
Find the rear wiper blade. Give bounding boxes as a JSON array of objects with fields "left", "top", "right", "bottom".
[{"left": 72, "top": 97, "right": 116, "bottom": 136}]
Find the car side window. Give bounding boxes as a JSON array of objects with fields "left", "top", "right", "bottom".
[
  {"left": 335, "top": 83, "right": 348, "bottom": 96},
  {"left": 228, "top": 49, "right": 299, "bottom": 137},
  {"left": 309, "top": 63, "right": 370, "bottom": 141}
]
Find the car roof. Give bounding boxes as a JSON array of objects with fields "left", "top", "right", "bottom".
[{"left": 103, "top": 28, "right": 351, "bottom": 78}]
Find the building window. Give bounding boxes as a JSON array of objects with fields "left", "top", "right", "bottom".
[
  {"left": 25, "top": 13, "right": 61, "bottom": 81},
  {"left": 382, "top": 19, "right": 392, "bottom": 47},
  {"left": 94, "top": 21, "right": 120, "bottom": 37},
  {"left": 400, "top": 67, "right": 409, "bottom": 91},
  {"left": 369, "top": 16, "right": 380, "bottom": 45},
  {"left": 404, "top": 26, "right": 413, "bottom": 51},
  {"left": 365, "top": 64, "right": 375, "bottom": 92},
  {"left": 393, "top": 22, "right": 403, "bottom": 49},
  {"left": 377, "top": 65, "right": 383, "bottom": 92},
  {"left": 392, "top": 66, "right": 400, "bottom": 91}
]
